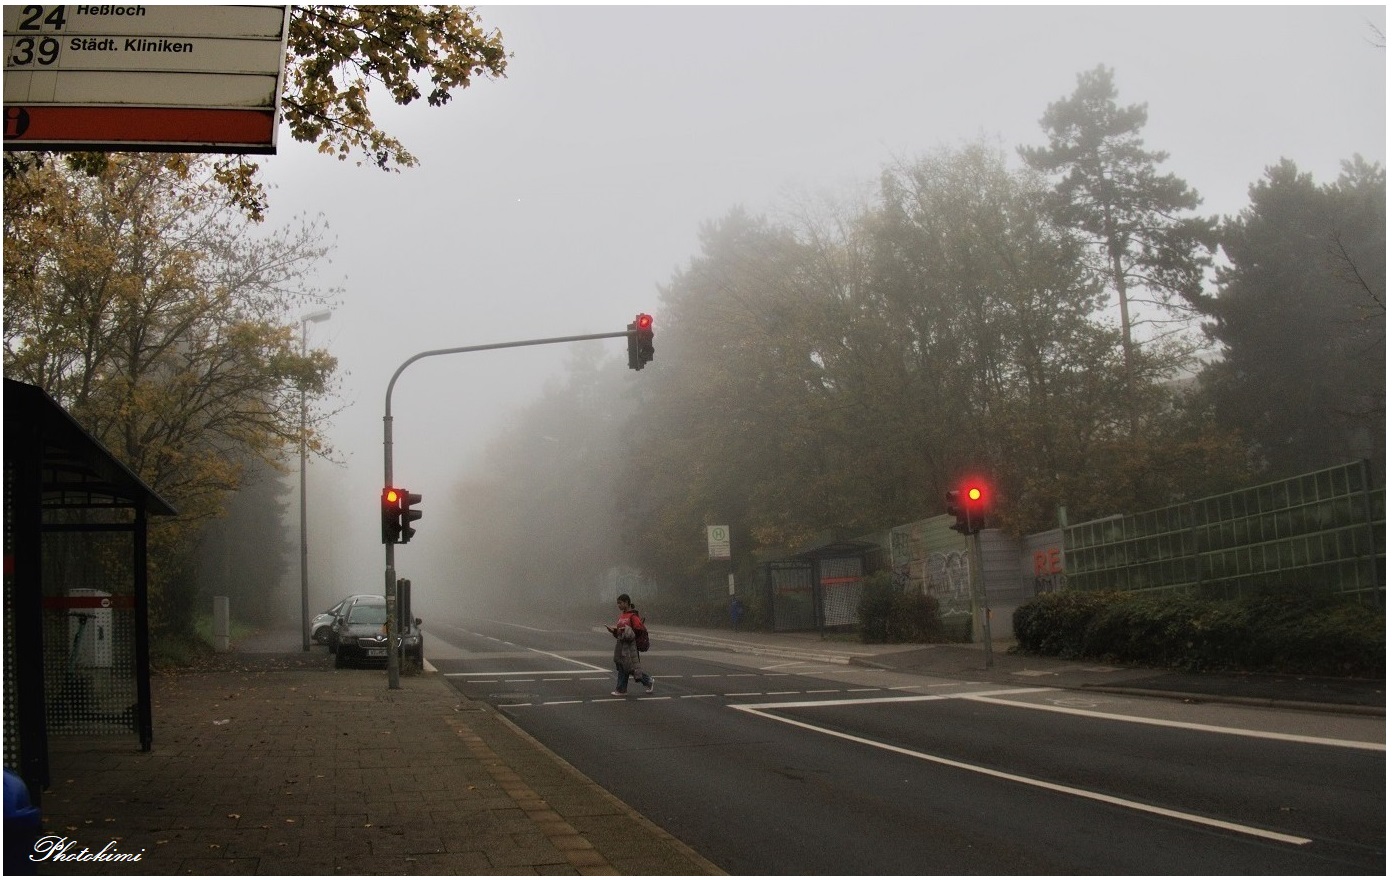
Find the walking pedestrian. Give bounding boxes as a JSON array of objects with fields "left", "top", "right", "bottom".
[{"left": 606, "top": 593, "right": 653, "bottom": 696}]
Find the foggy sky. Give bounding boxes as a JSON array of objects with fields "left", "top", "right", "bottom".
[{"left": 258, "top": 5, "right": 1386, "bottom": 619}]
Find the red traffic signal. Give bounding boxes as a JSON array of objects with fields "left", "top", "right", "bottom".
[
  {"left": 963, "top": 481, "right": 988, "bottom": 533},
  {"left": 629, "top": 313, "right": 655, "bottom": 370},
  {"left": 946, "top": 480, "right": 989, "bottom": 535}
]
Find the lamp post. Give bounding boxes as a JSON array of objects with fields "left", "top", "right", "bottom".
[{"left": 299, "top": 308, "right": 332, "bottom": 651}]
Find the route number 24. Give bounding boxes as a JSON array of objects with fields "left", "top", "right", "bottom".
[{"left": 9, "top": 6, "right": 66, "bottom": 67}]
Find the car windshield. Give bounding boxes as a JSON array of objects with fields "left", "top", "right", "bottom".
[{"left": 347, "top": 604, "right": 386, "bottom": 625}]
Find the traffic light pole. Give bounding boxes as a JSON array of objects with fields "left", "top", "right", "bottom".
[
  {"left": 970, "top": 532, "right": 993, "bottom": 668},
  {"left": 382, "top": 329, "right": 633, "bottom": 688}
]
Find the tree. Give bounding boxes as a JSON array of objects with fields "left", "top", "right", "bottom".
[
  {"left": 283, "top": 5, "right": 509, "bottom": 170},
  {"left": 195, "top": 460, "right": 296, "bottom": 627},
  {"left": 3, "top": 153, "right": 338, "bottom": 631},
  {"left": 1199, "top": 157, "right": 1385, "bottom": 479},
  {"left": 1020, "top": 65, "right": 1217, "bottom": 437}
]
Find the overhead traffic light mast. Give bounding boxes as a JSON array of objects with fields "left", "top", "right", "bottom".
[{"left": 380, "top": 313, "right": 659, "bottom": 687}]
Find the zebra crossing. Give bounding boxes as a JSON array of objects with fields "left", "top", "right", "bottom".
[{"left": 443, "top": 668, "right": 972, "bottom": 708}]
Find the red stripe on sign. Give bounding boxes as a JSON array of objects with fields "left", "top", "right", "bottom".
[
  {"left": 42, "top": 596, "right": 135, "bottom": 609},
  {"left": 4, "top": 105, "right": 275, "bottom": 146},
  {"left": 820, "top": 576, "right": 862, "bottom": 586}
]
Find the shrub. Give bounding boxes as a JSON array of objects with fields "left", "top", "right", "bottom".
[
  {"left": 857, "top": 572, "right": 942, "bottom": 643},
  {"left": 889, "top": 588, "right": 942, "bottom": 642},
  {"left": 1012, "top": 589, "right": 1125, "bottom": 658},
  {"left": 857, "top": 573, "right": 896, "bottom": 643}
]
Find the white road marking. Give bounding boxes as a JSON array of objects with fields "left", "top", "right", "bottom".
[
  {"left": 732, "top": 691, "right": 1314, "bottom": 846},
  {"left": 447, "top": 670, "right": 603, "bottom": 677},
  {"left": 477, "top": 618, "right": 554, "bottom": 633},
  {"left": 967, "top": 695, "right": 1386, "bottom": 751}
]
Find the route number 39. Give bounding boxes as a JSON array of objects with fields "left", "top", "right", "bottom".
[{"left": 9, "top": 6, "right": 66, "bottom": 67}]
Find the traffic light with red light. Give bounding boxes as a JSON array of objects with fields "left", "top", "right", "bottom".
[
  {"left": 946, "top": 480, "right": 989, "bottom": 535},
  {"left": 629, "top": 313, "right": 654, "bottom": 370},
  {"left": 964, "top": 483, "right": 988, "bottom": 533},
  {"left": 382, "top": 488, "right": 402, "bottom": 544}
]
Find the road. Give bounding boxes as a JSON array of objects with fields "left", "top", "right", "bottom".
[{"left": 427, "top": 614, "right": 1385, "bottom": 875}]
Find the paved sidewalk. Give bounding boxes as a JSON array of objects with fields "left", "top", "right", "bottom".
[{"left": 34, "top": 638, "right": 723, "bottom": 876}]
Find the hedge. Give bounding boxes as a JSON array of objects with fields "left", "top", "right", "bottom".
[{"left": 1013, "top": 588, "right": 1384, "bottom": 677}]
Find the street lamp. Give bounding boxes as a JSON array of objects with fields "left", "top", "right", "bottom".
[{"left": 299, "top": 308, "right": 332, "bottom": 651}]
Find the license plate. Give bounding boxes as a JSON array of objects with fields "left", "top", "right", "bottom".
[{"left": 366, "top": 648, "right": 387, "bottom": 657}]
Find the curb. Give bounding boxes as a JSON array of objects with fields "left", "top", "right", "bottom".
[{"left": 1078, "top": 684, "right": 1386, "bottom": 717}]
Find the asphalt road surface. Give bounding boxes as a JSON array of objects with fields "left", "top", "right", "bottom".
[{"left": 430, "top": 614, "right": 1385, "bottom": 875}]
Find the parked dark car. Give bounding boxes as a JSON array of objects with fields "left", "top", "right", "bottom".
[
  {"left": 313, "top": 594, "right": 378, "bottom": 645},
  {"left": 331, "top": 595, "right": 423, "bottom": 670}
]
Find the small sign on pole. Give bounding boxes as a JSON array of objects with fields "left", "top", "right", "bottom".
[{"left": 706, "top": 525, "right": 731, "bottom": 560}]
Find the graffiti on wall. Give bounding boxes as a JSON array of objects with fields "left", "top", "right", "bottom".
[
  {"left": 890, "top": 525, "right": 973, "bottom": 616},
  {"left": 1030, "top": 544, "right": 1065, "bottom": 595}
]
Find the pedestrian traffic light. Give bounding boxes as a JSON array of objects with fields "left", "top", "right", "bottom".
[
  {"left": 398, "top": 490, "right": 423, "bottom": 543},
  {"left": 382, "top": 488, "right": 402, "bottom": 544},
  {"left": 946, "top": 489, "right": 969, "bottom": 535},
  {"left": 631, "top": 313, "right": 654, "bottom": 370}
]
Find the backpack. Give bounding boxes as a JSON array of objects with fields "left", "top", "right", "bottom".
[{"left": 633, "top": 615, "right": 650, "bottom": 652}]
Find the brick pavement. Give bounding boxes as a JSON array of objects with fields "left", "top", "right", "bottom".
[{"left": 33, "top": 650, "right": 723, "bottom": 875}]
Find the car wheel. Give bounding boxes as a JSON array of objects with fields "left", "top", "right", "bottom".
[{"left": 313, "top": 626, "right": 331, "bottom": 645}]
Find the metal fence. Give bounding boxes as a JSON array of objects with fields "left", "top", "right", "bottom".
[{"left": 1064, "top": 461, "right": 1385, "bottom": 602}]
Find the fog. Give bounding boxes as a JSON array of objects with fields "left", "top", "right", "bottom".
[{"left": 255, "top": 5, "right": 1385, "bottom": 625}]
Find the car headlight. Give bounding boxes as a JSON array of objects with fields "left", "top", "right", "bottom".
[{"left": 403, "top": 635, "right": 421, "bottom": 646}]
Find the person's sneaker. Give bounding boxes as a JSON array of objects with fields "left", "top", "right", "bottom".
[
  {"left": 645, "top": 682, "right": 655, "bottom": 693},
  {"left": 610, "top": 690, "right": 626, "bottom": 697}
]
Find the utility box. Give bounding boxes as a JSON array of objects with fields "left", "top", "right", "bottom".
[{"left": 67, "top": 588, "right": 113, "bottom": 668}]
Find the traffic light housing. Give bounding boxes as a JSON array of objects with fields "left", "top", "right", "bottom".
[
  {"left": 946, "top": 489, "right": 969, "bottom": 535},
  {"left": 964, "top": 483, "right": 987, "bottom": 534},
  {"left": 946, "top": 480, "right": 989, "bottom": 535},
  {"left": 399, "top": 490, "right": 423, "bottom": 543},
  {"left": 382, "top": 488, "right": 402, "bottom": 544},
  {"left": 629, "top": 313, "right": 654, "bottom": 370}
]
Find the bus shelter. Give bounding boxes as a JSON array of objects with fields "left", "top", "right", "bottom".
[{"left": 3, "top": 379, "right": 176, "bottom": 804}]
